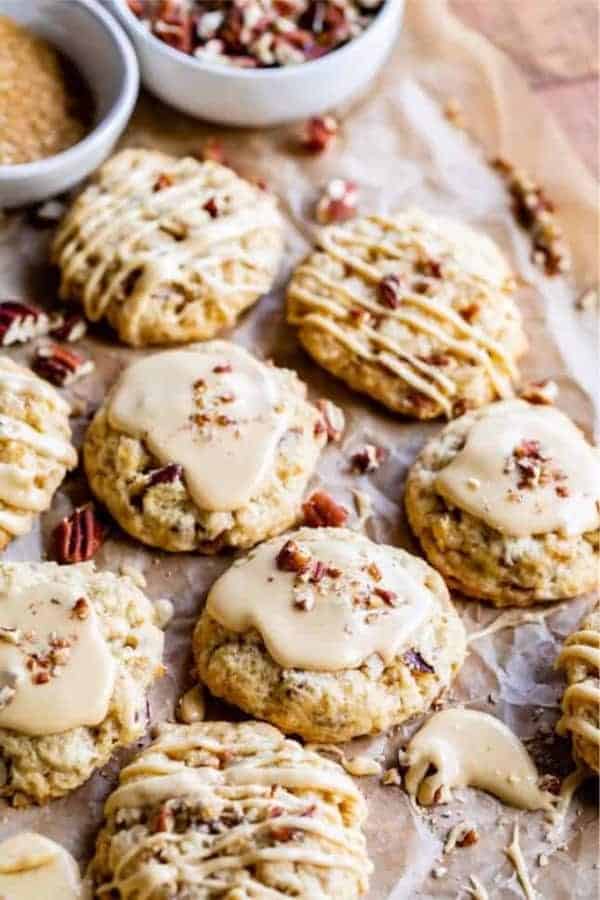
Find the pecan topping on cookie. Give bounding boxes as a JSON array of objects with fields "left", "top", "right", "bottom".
[
  {"left": 0, "top": 300, "right": 49, "bottom": 346},
  {"left": 203, "top": 196, "right": 220, "bottom": 219},
  {"left": 33, "top": 343, "right": 94, "bottom": 386},
  {"left": 276, "top": 539, "right": 312, "bottom": 574},
  {"left": 302, "top": 491, "right": 349, "bottom": 527},
  {"left": 53, "top": 504, "right": 105, "bottom": 564},
  {"left": 147, "top": 464, "right": 184, "bottom": 489},
  {"left": 378, "top": 274, "right": 402, "bottom": 309},
  {"left": 153, "top": 172, "right": 173, "bottom": 192}
]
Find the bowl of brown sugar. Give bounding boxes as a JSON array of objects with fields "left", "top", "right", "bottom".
[{"left": 0, "top": 0, "right": 139, "bottom": 208}]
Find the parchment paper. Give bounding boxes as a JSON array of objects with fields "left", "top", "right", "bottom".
[{"left": 0, "top": 1, "right": 598, "bottom": 897}]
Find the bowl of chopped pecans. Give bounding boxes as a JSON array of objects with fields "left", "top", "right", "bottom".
[{"left": 110, "top": 0, "right": 404, "bottom": 127}]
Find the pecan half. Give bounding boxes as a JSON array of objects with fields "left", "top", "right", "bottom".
[
  {"left": 302, "top": 491, "right": 348, "bottom": 528},
  {"left": 146, "top": 463, "right": 184, "bottom": 489},
  {"left": 53, "top": 504, "right": 105, "bottom": 564},
  {"left": 314, "top": 398, "right": 345, "bottom": 442},
  {"left": 301, "top": 115, "right": 338, "bottom": 153},
  {"left": 49, "top": 312, "right": 87, "bottom": 342},
  {"left": 0, "top": 301, "right": 49, "bottom": 346},
  {"left": 276, "top": 539, "right": 311, "bottom": 574},
  {"left": 351, "top": 443, "right": 387, "bottom": 473},
  {"left": 315, "top": 179, "right": 358, "bottom": 225},
  {"left": 32, "top": 344, "right": 94, "bottom": 386},
  {"left": 403, "top": 649, "right": 434, "bottom": 674}
]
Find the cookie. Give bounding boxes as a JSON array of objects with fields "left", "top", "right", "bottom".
[
  {"left": 0, "top": 561, "right": 164, "bottom": 805},
  {"left": 89, "top": 720, "right": 372, "bottom": 899},
  {"left": 287, "top": 209, "right": 526, "bottom": 419},
  {"left": 556, "top": 607, "right": 600, "bottom": 773},
  {"left": 405, "top": 399, "right": 600, "bottom": 606},
  {"left": 0, "top": 832, "right": 82, "bottom": 899},
  {"left": 0, "top": 356, "right": 77, "bottom": 549},
  {"left": 194, "top": 527, "right": 466, "bottom": 742},
  {"left": 83, "top": 341, "right": 336, "bottom": 553},
  {"left": 52, "top": 149, "right": 283, "bottom": 347}
]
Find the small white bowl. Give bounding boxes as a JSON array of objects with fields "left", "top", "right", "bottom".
[
  {"left": 110, "top": 0, "right": 404, "bottom": 127},
  {"left": 0, "top": 0, "right": 139, "bottom": 209}
]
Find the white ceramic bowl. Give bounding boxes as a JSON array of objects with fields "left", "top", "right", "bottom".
[
  {"left": 110, "top": 0, "right": 404, "bottom": 127},
  {"left": 0, "top": 0, "right": 139, "bottom": 209}
]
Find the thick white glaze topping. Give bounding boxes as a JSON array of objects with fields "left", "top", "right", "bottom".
[
  {"left": 207, "top": 528, "right": 436, "bottom": 671},
  {"left": 0, "top": 578, "right": 115, "bottom": 736},
  {"left": 0, "top": 832, "right": 82, "bottom": 899},
  {"left": 108, "top": 342, "right": 289, "bottom": 512},
  {"left": 435, "top": 400, "right": 600, "bottom": 537}
]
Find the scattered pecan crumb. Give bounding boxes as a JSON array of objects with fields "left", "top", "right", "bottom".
[
  {"left": 293, "top": 591, "right": 315, "bottom": 612},
  {"left": 0, "top": 300, "right": 49, "bottom": 346},
  {"left": 301, "top": 115, "right": 338, "bottom": 153},
  {"left": 302, "top": 491, "right": 349, "bottom": 528},
  {"left": 276, "top": 539, "right": 312, "bottom": 574},
  {"left": 456, "top": 828, "right": 479, "bottom": 848},
  {"left": 49, "top": 312, "right": 87, "bottom": 342},
  {"left": 33, "top": 671, "right": 50, "bottom": 685},
  {"left": 71, "top": 597, "right": 89, "bottom": 620},
  {"left": 314, "top": 398, "right": 345, "bottom": 442},
  {"left": 53, "top": 504, "right": 105, "bottom": 564},
  {"left": 492, "top": 158, "right": 570, "bottom": 276},
  {"left": 374, "top": 587, "right": 398, "bottom": 607},
  {"left": 315, "top": 179, "right": 358, "bottom": 225},
  {"left": 154, "top": 172, "right": 173, "bottom": 192},
  {"left": 520, "top": 378, "right": 558, "bottom": 405},
  {"left": 459, "top": 302, "right": 480, "bottom": 322},
  {"left": 351, "top": 443, "right": 387, "bottom": 473},
  {"left": 203, "top": 196, "right": 220, "bottom": 218},
  {"left": 213, "top": 363, "right": 232, "bottom": 374},
  {"left": 32, "top": 343, "right": 94, "bottom": 386},
  {"left": 416, "top": 258, "right": 443, "bottom": 278},
  {"left": 378, "top": 274, "right": 402, "bottom": 309}
]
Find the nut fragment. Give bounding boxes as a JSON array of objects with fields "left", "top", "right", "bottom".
[
  {"left": 520, "top": 378, "right": 558, "bottom": 406},
  {"left": 0, "top": 300, "right": 49, "bottom": 346},
  {"left": 49, "top": 311, "right": 87, "bottom": 342},
  {"left": 378, "top": 274, "right": 402, "bottom": 309},
  {"left": 314, "top": 398, "right": 345, "bottom": 442},
  {"left": 276, "top": 539, "right": 312, "bottom": 574},
  {"left": 146, "top": 463, "right": 184, "bottom": 489},
  {"left": 403, "top": 648, "right": 434, "bottom": 674},
  {"left": 32, "top": 343, "right": 94, "bottom": 386},
  {"left": 315, "top": 179, "right": 358, "bottom": 225},
  {"left": 71, "top": 597, "right": 90, "bottom": 620},
  {"left": 301, "top": 115, "right": 338, "bottom": 153},
  {"left": 53, "top": 504, "right": 105, "bottom": 564},
  {"left": 302, "top": 491, "right": 348, "bottom": 528},
  {"left": 351, "top": 443, "right": 387, "bottom": 473}
]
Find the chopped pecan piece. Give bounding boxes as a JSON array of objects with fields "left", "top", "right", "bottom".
[
  {"left": 293, "top": 590, "right": 315, "bottom": 612},
  {"left": 378, "top": 275, "right": 402, "bottom": 309},
  {"left": 53, "top": 504, "right": 105, "bottom": 564},
  {"left": 0, "top": 301, "right": 49, "bottom": 346},
  {"left": 351, "top": 443, "right": 387, "bottom": 473},
  {"left": 276, "top": 539, "right": 311, "bottom": 574},
  {"left": 459, "top": 302, "right": 480, "bottom": 323},
  {"left": 315, "top": 179, "right": 358, "bottom": 225},
  {"left": 416, "top": 258, "right": 443, "bottom": 278},
  {"left": 456, "top": 827, "right": 479, "bottom": 848},
  {"left": 213, "top": 363, "right": 232, "bottom": 374},
  {"left": 203, "top": 196, "right": 220, "bottom": 219},
  {"left": 34, "top": 671, "right": 50, "bottom": 685},
  {"left": 374, "top": 587, "right": 398, "bottom": 607},
  {"left": 71, "top": 597, "right": 90, "bottom": 620},
  {"left": 49, "top": 312, "right": 87, "bottom": 342},
  {"left": 301, "top": 115, "right": 338, "bottom": 153},
  {"left": 302, "top": 491, "right": 348, "bottom": 528},
  {"left": 403, "top": 649, "right": 434, "bottom": 674},
  {"left": 309, "top": 560, "right": 327, "bottom": 583},
  {"left": 520, "top": 378, "right": 558, "bottom": 406},
  {"left": 146, "top": 463, "right": 184, "bottom": 489},
  {"left": 32, "top": 344, "right": 94, "bottom": 386},
  {"left": 314, "top": 398, "right": 345, "bottom": 442},
  {"left": 151, "top": 804, "right": 175, "bottom": 833},
  {"left": 153, "top": 172, "right": 173, "bottom": 192},
  {"left": 271, "top": 824, "right": 304, "bottom": 842},
  {"left": 201, "top": 138, "right": 226, "bottom": 164}
]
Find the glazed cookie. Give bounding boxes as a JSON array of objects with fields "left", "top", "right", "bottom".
[
  {"left": 405, "top": 399, "right": 600, "bottom": 606},
  {"left": 0, "top": 356, "right": 77, "bottom": 548},
  {"left": 556, "top": 607, "right": 600, "bottom": 773},
  {"left": 83, "top": 341, "right": 336, "bottom": 552},
  {"left": 52, "top": 149, "right": 283, "bottom": 347},
  {"left": 0, "top": 832, "right": 82, "bottom": 899},
  {"left": 194, "top": 527, "right": 466, "bottom": 742},
  {"left": 287, "top": 209, "right": 526, "bottom": 419},
  {"left": 89, "top": 720, "right": 372, "bottom": 899},
  {"left": 0, "top": 561, "right": 164, "bottom": 805}
]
